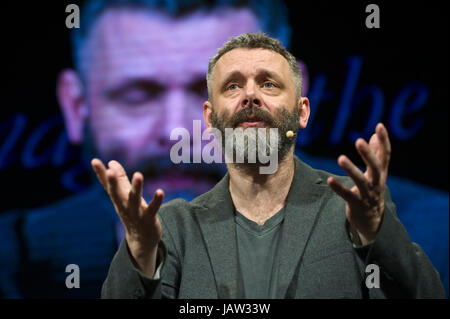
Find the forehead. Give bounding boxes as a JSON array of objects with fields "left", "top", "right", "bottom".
[
  {"left": 213, "top": 48, "right": 291, "bottom": 81},
  {"left": 83, "top": 7, "right": 260, "bottom": 85}
]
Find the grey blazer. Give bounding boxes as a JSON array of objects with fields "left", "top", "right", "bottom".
[{"left": 101, "top": 157, "right": 446, "bottom": 299}]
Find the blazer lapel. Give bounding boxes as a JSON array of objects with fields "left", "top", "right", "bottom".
[
  {"left": 276, "top": 157, "right": 332, "bottom": 298},
  {"left": 192, "top": 174, "right": 240, "bottom": 298},
  {"left": 191, "top": 157, "right": 332, "bottom": 299}
]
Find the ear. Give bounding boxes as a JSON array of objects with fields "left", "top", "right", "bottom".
[
  {"left": 297, "top": 59, "right": 309, "bottom": 96},
  {"left": 57, "top": 69, "right": 88, "bottom": 144},
  {"left": 298, "top": 97, "right": 310, "bottom": 129},
  {"left": 203, "top": 100, "right": 213, "bottom": 130}
]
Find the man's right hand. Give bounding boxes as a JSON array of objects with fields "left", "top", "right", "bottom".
[{"left": 91, "top": 158, "right": 164, "bottom": 278}]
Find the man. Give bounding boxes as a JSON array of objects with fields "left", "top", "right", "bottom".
[
  {"left": 95, "top": 33, "right": 446, "bottom": 298},
  {"left": 0, "top": 0, "right": 300, "bottom": 298}
]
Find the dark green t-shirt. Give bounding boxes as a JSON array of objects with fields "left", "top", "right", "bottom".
[{"left": 235, "top": 206, "right": 286, "bottom": 299}]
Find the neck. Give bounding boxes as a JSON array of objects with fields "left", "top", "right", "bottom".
[{"left": 228, "top": 152, "right": 295, "bottom": 225}]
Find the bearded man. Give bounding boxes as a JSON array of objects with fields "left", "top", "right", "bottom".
[{"left": 92, "top": 33, "right": 445, "bottom": 298}]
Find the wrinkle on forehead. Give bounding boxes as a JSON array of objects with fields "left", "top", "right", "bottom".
[
  {"left": 81, "top": 7, "right": 260, "bottom": 85},
  {"left": 213, "top": 48, "right": 292, "bottom": 86}
]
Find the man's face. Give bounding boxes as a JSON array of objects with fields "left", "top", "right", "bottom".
[
  {"left": 81, "top": 8, "right": 260, "bottom": 197},
  {"left": 209, "top": 48, "right": 300, "bottom": 163}
]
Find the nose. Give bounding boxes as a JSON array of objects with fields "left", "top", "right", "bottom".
[
  {"left": 242, "top": 81, "right": 261, "bottom": 108},
  {"left": 160, "top": 87, "right": 189, "bottom": 146}
]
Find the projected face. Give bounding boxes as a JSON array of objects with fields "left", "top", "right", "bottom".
[{"left": 63, "top": 8, "right": 260, "bottom": 199}]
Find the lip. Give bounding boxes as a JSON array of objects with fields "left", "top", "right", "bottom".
[
  {"left": 143, "top": 173, "right": 215, "bottom": 194},
  {"left": 239, "top": 121, "right": 266, "bottom": 127}
]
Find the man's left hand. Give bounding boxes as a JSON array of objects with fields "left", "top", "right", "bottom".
[{"left": 327, "top": 123, "right": 392, "bottom": 245}]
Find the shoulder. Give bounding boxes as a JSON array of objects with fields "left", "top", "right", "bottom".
[
  {"left": 157, "top": 174, "right": 228, "bottom": 223},
  {"left": 0, "top": 190, "right": 98, "bottom": 228},
  {"left": 295, "top": 156, "right": 353, "bottom": 188},
  {"left": 307, "top": 163, "right": 395, "bottom": 207},
  {"left": 2, "top": 186, "right": 118, "bottom": 246},
  {"left": 0, "top": 186, "right": 118, "bottom": 259},
  {"left": 314, "top": 167, "right": 353, "bottom": 188},
  {"left": 25, "top": 186, "right": 115, "bottom": 225},
  {"left": 157, "top": 196, "right": 201, "bottom": 225}
]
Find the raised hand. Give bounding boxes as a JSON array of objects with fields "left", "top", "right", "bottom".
[
  {"left": 327, "top": 123, "right": 391, "bottom": 245},
  {"left": 91, "top": 158, "right": 164, "bottom": 277}
]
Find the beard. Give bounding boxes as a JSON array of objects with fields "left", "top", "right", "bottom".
[
  {"left": 81, "top": 121, "right": 226, "bottom": 190},
  {"left": 210, "top": 104, "right": 300, "bottom": 166}
]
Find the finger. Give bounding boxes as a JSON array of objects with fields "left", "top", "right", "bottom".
[
  {"left": 91, "top": 158, "right": 108, "bottom": 189},
  {"left": 355, "top": 138, "right": 381, "bottom": 184},
  {"left": 108, "top": 160, "right": 132, "bottom": 197},
  {"left": 144, "top": 189, "right": 165, "bottom": 217},
  {"left": 337, "top": 155, "right": 371, "bottom": 199},
  {"left": 376, "top": 123, "right": 391, "bottom": 169},
  {"left": 327, "top": 177, "right": 359, "bottom": 204},
  {"left": 107, "top": 168, "right": 127, "bottom": 212},
  {"left": 128, "top": 172, "right": 144, "bottom": 212}
]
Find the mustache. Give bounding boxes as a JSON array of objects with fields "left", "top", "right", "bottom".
[
  {"left": 227, "top": 107, "right": 276, "bottom": 128},
  {"left": 133, "top": 155, "right": 226, "bottom": 180}
]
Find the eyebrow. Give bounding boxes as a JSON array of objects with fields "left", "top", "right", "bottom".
[
  {"left": 254, "top": 69, "right": 284, "bottom": 84},
  {"left": 219, "top": 71, "right": 245, "bottom": 89},
  {"left": 103, "top": 78, "right": 164, "bottom": 98},
  {"left": 219, "top": 68, "right": 285, "bottom": 90}
]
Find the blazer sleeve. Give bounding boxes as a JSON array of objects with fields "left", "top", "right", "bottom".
[
  {"left": 356, "top": 187, "right": 446, "bottom": 298},
  {"left": 101, "top": 215, "right": 181, "bottom": 299}
]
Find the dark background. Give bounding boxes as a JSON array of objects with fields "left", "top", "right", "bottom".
[
  {"left": 289, "top": 0, "right": 448, "bottom": 188},
  {"left": 0, "top": 0, "right": 448, "bottom": 210}
]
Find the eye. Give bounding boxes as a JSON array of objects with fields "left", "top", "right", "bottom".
[
  {"left": 188, "top": 78, "right": 207, "bottom": 97},
  {"left": 106, "top": 81, "right": 164, "bottom": 106},
  {"left": 117, "top": 88, "right": 153, "bottom": 105},
  {"left": 227, "top": 83, "right": 239, "bottom": 91},
  {"left": 263, "top": 82, "right": 276, "bottom": 88}
]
